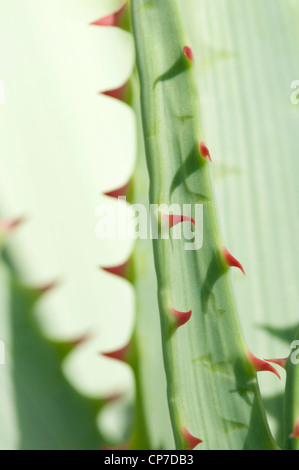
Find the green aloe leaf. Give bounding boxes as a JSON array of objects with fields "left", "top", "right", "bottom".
[
  {"left": 179, "top": 0, "right": 299, "bottom": 445},
  {"left": 131, "top": 0, "right": 278, "bottom": 450}
]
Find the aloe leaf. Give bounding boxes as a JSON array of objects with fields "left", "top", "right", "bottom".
[
  {"left": 131, "top": 0, "right": 278, "bottom": 450},
  {"left": 179, "top": 0, "right": 299, "bottom": 443}
]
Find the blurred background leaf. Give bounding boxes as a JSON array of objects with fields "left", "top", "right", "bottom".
[
  {"left": 0, "top": 257, "right": 103, "bottom": 449},
  {"left": 0, "top": 0, "right": 136, "bottom": 449}
]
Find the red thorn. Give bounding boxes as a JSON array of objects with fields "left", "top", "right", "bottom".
[
  {"left": 289, "top": 421, "right": 299, "bottom": 439},
  {"left": 222, "top": 247, "right": 245, "bottom": 275},
  {"left": 104, "top": 181, "right": 130, "bottom": 199},
  {"left": 101, "top": 259, "right": 130, "bottom": 279},
  {"left": 100, "top": 83, "right": 128, "bottom": 102},
  {"left": 70, "top": 334, "right": 90, "bottom": 347},
  {"left": 38, "top": 280, "right": 60, "bottom": 294},
  {"left": 183, "top": 46, "right": 194, "bottom": 62},
  {"left": 90, "top": 4, "right": 126, "bottom": 27},
  {"left": 182, "top": 427, "right": 202, "bottom": 450},
  {"left": 101, "top": 343, "right": 130, "bottom": 362},
  {"left": 264, "top": 357, "right": 288, "bottom": 370},
  {"left": 104, "top": 392, "right": 125, "bottom": 404},
  {"left": 161, "top": 213, "right": 196, "bottom": 229},
  {"left": 247, "top": 351, "right": 281, "bottom": 379},
  {"left": 170, "top": 308, "right": 192, "bottom": 328},
  {"left": 0, "top": 216, "right": 25, "bottom": 233},
  {"left": 199, "top": 141, "right": 212, "bottom": 162}
]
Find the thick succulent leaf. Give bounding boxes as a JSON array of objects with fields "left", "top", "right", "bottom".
[
  {"left": 179, "top": 0, "right": 299, "bottom": 444},
  {"left": 132, "top": 0, "right": 278, "bottom": 450}
]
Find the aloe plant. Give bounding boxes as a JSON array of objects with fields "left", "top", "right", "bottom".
[
  {"left": 130, "top": 0, "right": 279, "bottom": 450},
  {"left": 0, "top": 0, "right": 298, "bottom": 451},
  {"left": 94, "top": 0, "right": 299, "bottom": 450}
]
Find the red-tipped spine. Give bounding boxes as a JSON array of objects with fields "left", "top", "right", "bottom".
[
  {"left": 100, "top": 83, "right": 128, "bottom": 102},
  {"left": 90, "top": 4, "right": 126, "bottom": 28},
  {"left": 199, "top": 141, "right": 212, "bottom": 162},
  {"left": 70, "top": 334, "right": 90, "bottom": 347},
  {"left": 247, "top": 351, "right": 281, "bottom": 379},
  {"left": 264, "top": 357, "right": 288, "bottom": 369},
  {"left": 0, "top": 216, "right": 25, "bottom": 233},
  {"left": 38, "top": 280, "right": 60, "bottom": 294},
  {"left": 104, "top": 392, "right": 125, "bottom": 404},
  {"left": 101, "top": 259, "right": 130, "bottom": 279},
  {"left": 289, "top": 421, "right": 299, "bottom": 439},
  {"left": 222, "top": 247, "right": 245, "bottom": 275},
  {"left": 182, "top": 427, "right": 202, "bottom": 450},
  {"left": 161, "top": 213, "right": 196, "bottom": 229},
  {"left": 183, "top": 46, "right": 194, "bottom": 62},
  {"left": 101, "top": 343, "right": 130, "bottom": 362},
  {"left": 170, "top": 308, "right": 192, "bottom": 329},
  {"left": 104, "top": 181, "right": 130, "bottom": 199}
]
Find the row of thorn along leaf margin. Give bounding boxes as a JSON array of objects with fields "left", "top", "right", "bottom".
[
  {"left": 0, "top": 218, "right": 106, "bottom": 449},
  {"left": 93, "top": 0, "right": 299, "bottom": 450}
]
